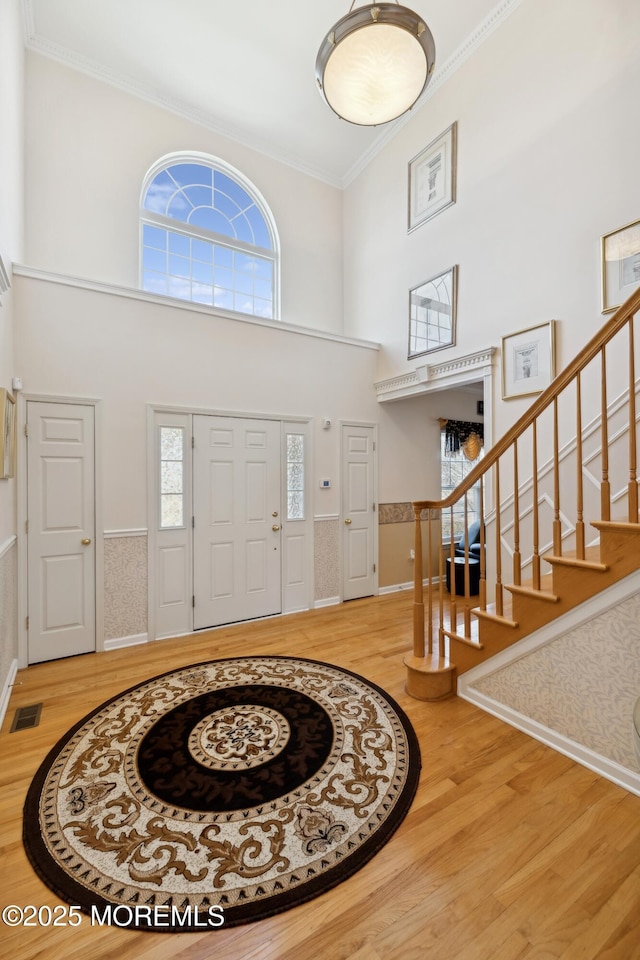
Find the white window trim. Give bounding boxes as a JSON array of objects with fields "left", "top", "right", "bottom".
[{"left": 139, "top": 151, "right": 281, "bottom": 320}]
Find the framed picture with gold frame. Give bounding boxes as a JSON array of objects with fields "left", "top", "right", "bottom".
[
  {"left": 501, "top": 321, "right": 556, "bottom": 400},
  {"left": 0, "top": 388, "right": 16, "bottom": 479},
  {"left": 601, "top": 217, "right": 640, "bottom": 313}
]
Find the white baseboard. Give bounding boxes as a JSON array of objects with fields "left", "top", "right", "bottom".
[
  {"left": 314, "top": 596, "right": 340, "bottom": 609},
  {"left": 459, "top": 685, "right": 640, "bottom": 797},
  {"left": 379, "top": 576, "right": 442, "bottom": 596},
  {"left": 103, "top": 632, "right": 148, "bottom": 651},
  {"left": 0, "top": 658, "right": 19, "bottom": 730},
  {"left": 379, "top": 582, "right": 413, "bottom": 595}
]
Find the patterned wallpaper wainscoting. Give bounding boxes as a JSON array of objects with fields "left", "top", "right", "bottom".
[
  {"left": 314, "top": 518, "right": 340, "bottom": 603},
  {"left": 378, "top": 503, "right": 432, "bottom": 524},
  {"left": 473, "top": 591, "right": 640, "bottom": 773},
  {"left": 103, "top": 534, "right": 148, "bottom": 643}
]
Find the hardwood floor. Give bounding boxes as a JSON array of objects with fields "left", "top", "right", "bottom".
[{"left": 2, "top": 592, "right": 639, "bottom": 960}]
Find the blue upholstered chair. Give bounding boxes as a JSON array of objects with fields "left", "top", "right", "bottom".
[{"left": 454, "top": 519, "right": 482, "bottom": 558}]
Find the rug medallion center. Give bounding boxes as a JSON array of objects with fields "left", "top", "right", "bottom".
[{"left": 188, "top": 704, "right": 290, "bottom": 771}]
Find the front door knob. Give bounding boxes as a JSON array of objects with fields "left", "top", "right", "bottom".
[
  {"left": 272, "top": 524, "right": 280, "bottom": 532},
  {"left": 344, "top": 518, "right": 352, "bottom": 525}
]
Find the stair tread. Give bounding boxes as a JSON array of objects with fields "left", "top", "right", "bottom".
[
  {"left": 441, "top": 612, "right": 481, "bottom": 647},
  {"left": 403, "top": 652, "right": 454, "bottom": 674},
  {"left": 503, "top": 571, "right": 558, "bottom": 602},
  {"left": 472, "top": 594, "right": 518, "bottom": 629},
  {"left": 472, "top": 607, "right": 519, "bottom": 629},
  {"left": 543, "top": 549, "right": 608, "bottom": 572},
  {"left": 591, "top": 520, "right": 640, "bottom": 533}
]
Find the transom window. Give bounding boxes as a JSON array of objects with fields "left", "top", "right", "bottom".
[{"left": 141, "top": 156, "right": 279, "bottom": 319}]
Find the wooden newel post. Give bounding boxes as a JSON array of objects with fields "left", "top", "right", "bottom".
[
  {"left": 405, "top": 502, "right": 455, "bottom": 700},
  {"left": 413, "top": 505, "right": 425, "bottom": 659}
]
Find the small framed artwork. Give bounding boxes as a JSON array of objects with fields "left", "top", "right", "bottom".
[
  {"left": 501, "top": 321, "right": 556, "bottom": 400},
  {"left": 408, "top": 122, "right": 457, "bottom": 232},
  {"left": 408, "top": 265, "right": 458, "bottom": 359},
  {"left": 601, "top": 218, "right": 640, "bottom": 313},
  {"left": 0, "top": 388, "right": 16, "bottom": 479}
]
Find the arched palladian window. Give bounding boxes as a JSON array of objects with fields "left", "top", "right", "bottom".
[{"left": 140, "top": 154, "right": 279, "bottom": 319}]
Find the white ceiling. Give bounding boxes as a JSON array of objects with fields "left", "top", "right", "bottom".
[{"left": 24, "top": 0, "right": 516, "bottom": 186}]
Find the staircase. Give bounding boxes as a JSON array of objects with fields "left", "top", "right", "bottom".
[{"left": 405, "top": 287, "right": 640, "bottom": 701}]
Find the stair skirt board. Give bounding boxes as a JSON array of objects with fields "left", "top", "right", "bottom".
[
  {"left": 457, "top": 570, "right": 640, "bottom": 796},
  {"left": 460, "top": 685, "right": 640, "bottom": 797}
]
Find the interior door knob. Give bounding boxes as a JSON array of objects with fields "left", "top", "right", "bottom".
[
  {"left": 344, "top": 518, "right": 352, "bottom": 525},
  {"left": 81, "top": 538, "right": 92, "bottom": 545}
]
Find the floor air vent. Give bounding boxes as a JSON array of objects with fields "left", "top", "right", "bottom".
[{"left": 10, "top": 703, "right": 42, "bottom": 732}]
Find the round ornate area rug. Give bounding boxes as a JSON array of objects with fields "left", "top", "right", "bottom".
[{"left": 24, "top": 656, "right": 420, "bottom": 931}]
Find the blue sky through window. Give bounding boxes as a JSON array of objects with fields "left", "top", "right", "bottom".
[{"left": 141, "top": 158, "right": 277, "bottom": 319}]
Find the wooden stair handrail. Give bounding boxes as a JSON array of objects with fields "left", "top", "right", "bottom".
[{"left": 413, "top": 286, "right": 640, "bottom": 513}]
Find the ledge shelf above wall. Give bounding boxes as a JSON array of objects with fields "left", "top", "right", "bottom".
[{"left": 375, "top": 347, "right": 496, "bottom": 403}]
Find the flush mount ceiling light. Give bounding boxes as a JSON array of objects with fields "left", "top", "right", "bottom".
[{"left": 316, "top": 1, "right": 436, "bottom": 126}]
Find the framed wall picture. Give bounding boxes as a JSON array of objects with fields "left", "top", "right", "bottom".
[
  {"left": 0, "top": 388, "right": 16, "bottom": 479},
  {"left": 601, "top": 218, "right": 640, "bottom": 313},
  {"left": 501, "top": 321, "right": 556, "bottom": 400},
  {"left": 408, "top": 122, "right": 457, "bottom": 232},
  {"left": 408, "top": 265, "right": 458, "bottom": 359}
]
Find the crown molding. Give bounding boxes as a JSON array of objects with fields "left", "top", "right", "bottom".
[
  {"left": 21, "top": 4, "right": 343, "bottom": 190},
  {"left": 375, "top": 347, "right": 496, "bottom": 402},
  {"left": 22, "top": 0, "right": 524, "bottom": 190},
  {"left": 343, "top": 0, "right": 525, "bottom": 186}
]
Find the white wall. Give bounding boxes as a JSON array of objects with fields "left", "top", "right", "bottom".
[
  {"left": 24, "top": 53, "right": 344, "bottom": 335},
  {"left": 377, "top": 388, "right": 483, "bottom": 504},
  {"left": 14, "top": 275, "right": 380, "bottom": 529},
  {"left": 0, "top": 0, "right": 24, "bottom": 268},
  {"left": 0, "top": 0, "right": 24, "bottom": 707},
  {"left": 0, "top": 0, "right": 24, "bottom": 543},
  {"left": 344, "top": 0, "right": 640, "bottom": 445},
  {"left": 15, "top": 0, "right": 640, "bottom": 640}
]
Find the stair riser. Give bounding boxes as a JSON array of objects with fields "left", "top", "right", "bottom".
[
  {"left": 596, "top": 530, "right": 640, "bottom": 570},
  {"left": 458, "top": 523, "right": 640, "bottom": 675},
  {"left": 450, "top": 631, "right": 515, "bottom": 675},
  {"left": 489, "top": 594, "right": 560, "bottom": 640},
  {"left": 549, "top": 564, "right": 614, "bottom": 603},
  {"left": 420, "top": 524, "right": 640, "bottom": 687}
]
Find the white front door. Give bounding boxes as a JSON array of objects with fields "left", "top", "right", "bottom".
[
  {"left": 193, "top": 415, "right": 282, "bottom": 628},
  {"left": 342, "top": 424, "right": 376, "bottom": 601},
  {"left": 27, "top": 401, "right": 96, "bottom": 664}
]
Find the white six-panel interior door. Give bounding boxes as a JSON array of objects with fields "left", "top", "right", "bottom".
[
  {"left": 341, "top": 423, "right": 376, "bottom": 602},
  {"left": 26, "top": 401, "right": 96, "bottom": 664},
  {"left": 192, "top": 415, "right": 282, "bottom": 629}
]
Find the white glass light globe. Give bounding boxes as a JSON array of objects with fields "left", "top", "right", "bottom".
[{"left": 323, "top": 22, "right": 428, "bottom": 125}]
